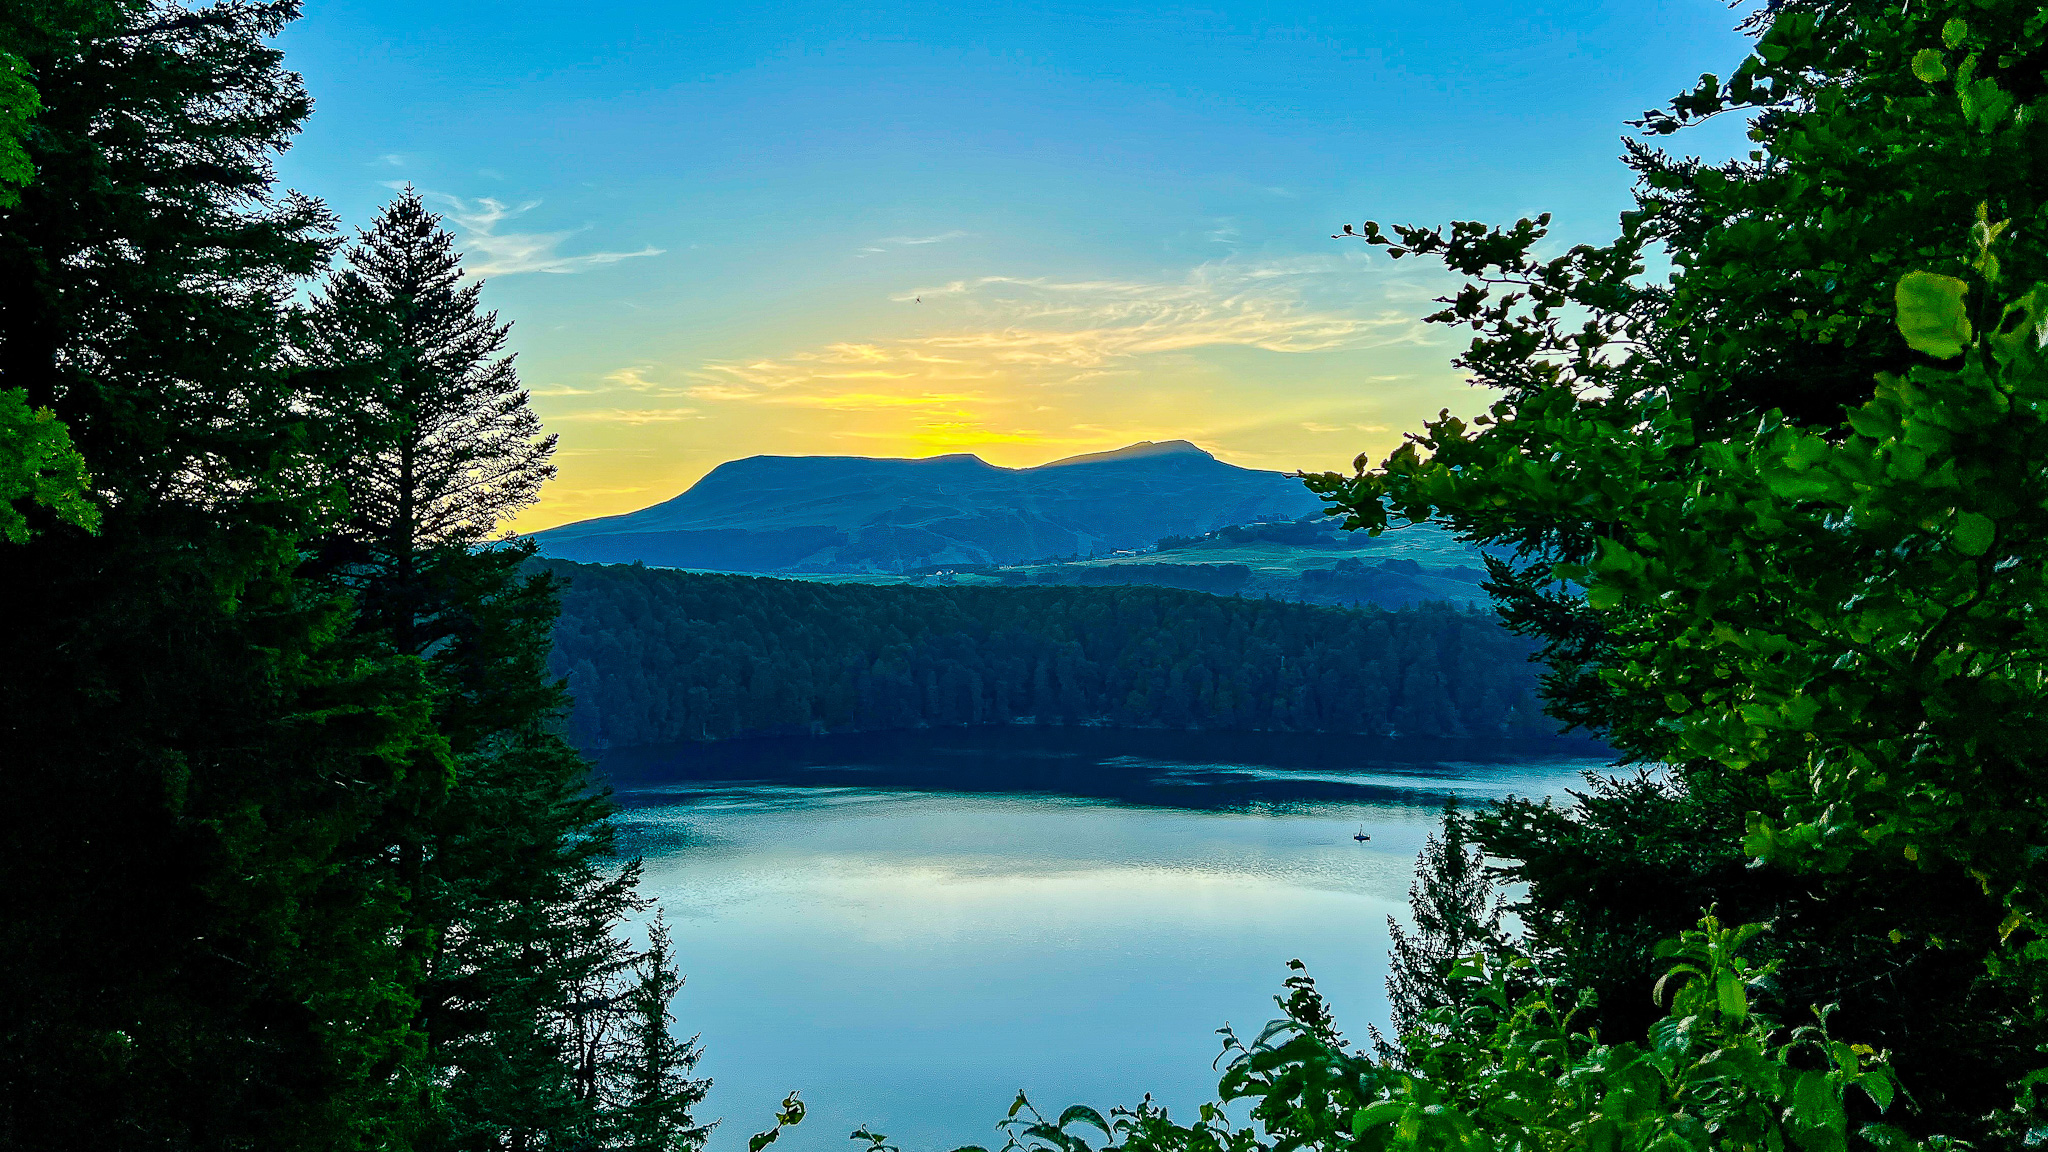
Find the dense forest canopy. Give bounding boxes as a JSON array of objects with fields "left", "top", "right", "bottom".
[{"left": 544, "top": 561, "right": 1551, "bottom": 750}]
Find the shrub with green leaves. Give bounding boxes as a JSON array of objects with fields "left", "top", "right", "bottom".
[
  {"left": 1307, "top": 33, "right": 2048, "bottom": 990},
  {"left": 1271, "top": 0, "right": 2048, "bottom": 1141},
  {"left": 929, "top": 1, "right": 2048, "bottom": 1147},
  {"left": 881, "top": 916, "right": 1921, "bottom": 1152},
  {"left": 0, "top": 384, "right": 94, "bottom": 543}
]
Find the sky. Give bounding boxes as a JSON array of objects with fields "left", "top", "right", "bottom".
[{"left": 273, "top": 0, "right": 1760, "bottom": 531}]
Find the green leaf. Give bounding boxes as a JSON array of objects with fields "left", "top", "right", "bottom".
[
  {"left": 1716, "top": 970, "right": 1748, "bottom": 1020},
  {"left": 1990, "top": 283, "right": 2048, "bottom": 360},
  {"left": 1942, "top": 18, "right": 1969, "bottom": 48},
  {"left": 1057, "top": 1106, "right": 1111, "bottom": 1137},
  {"left": 1912, "top": 48, "right": 1948, "bottom": 82},
  {"left": 1895, "top": 271, "right": 1972, "bottom": 357},
  {"left": 1858, "top": 1123, "right": 1914, "bottom": 1150},
  {"left": 1790, "top": 1069, "right": 1840, "bottom": 1129},
  {"left": 1648, "top": 1016, "right": 1687, "bottom": 1055},
  {"left": 1954, "top": 511, "right": 1995, "bottom": 556},
  {"left": 1862, "top": 1069, "right": 1896, "bottom": 1112},
  {"left": 1358, "top": 1101, "right": 1407, "bottom": 1132}
]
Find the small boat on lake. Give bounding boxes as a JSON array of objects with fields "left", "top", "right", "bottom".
[{"left": 1353, "top": 826, "right": 1371, "bottom": 842}]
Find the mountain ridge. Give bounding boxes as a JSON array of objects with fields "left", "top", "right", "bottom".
[{"left": 533, "top": 440, "right": 1324, "bottom": 573}]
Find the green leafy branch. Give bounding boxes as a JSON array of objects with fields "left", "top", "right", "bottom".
[
  {"left": 856, "top": 916, "right": 1919, "bottom": 1152},
  {"left": 0, "top": 386, "right": 97, "bottom": 543}
]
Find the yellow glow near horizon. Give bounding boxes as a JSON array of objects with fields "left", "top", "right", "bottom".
[{"left": 507, "top": 256, "right": 1477, "bottom": 533}]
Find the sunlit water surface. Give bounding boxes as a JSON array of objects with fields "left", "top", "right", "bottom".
[{"left": 604, "top": 730, "right": 1604, "bottom": 1152}]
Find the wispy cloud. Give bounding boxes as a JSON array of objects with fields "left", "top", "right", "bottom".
[
  {"left": 761, "top": 390, "right": 988, "bottom": 414},
  {"left": 549, "top": 485, "right": 649, "bottom": 499},
  {"left": 632, "top": 255, "right": 1442, "bottom": 459},
  {"left": 533, "top": 366, "right": 699, "bottom": 418},
  {"left": 683, "top": 382, "right": 767, "bottom": 402},
  {"left": 856, "top": 230, "right": 970, "bottom": 256},
  {"left": 416, "top": 193, "right": 664, "bottom": 277},
  {"left": 890, "top": 260, "right": 1429, "bottom": 366},
  {"left": 604, "top": 367, "right": 662, "bottom": 390},
  {"left": 689, "top": 258, "right": 1429, "bottom": 409},
  {"left": 561, "top": 365, "right": 698, "bottom": 399},
  {"left": 549, "top": 407, "right": 701, "bottom": 424},
  {"left": 831, "top": 422, "right": 1146, "bottom": 454},
  {"left": 1302, "top": 421, "right": 1392, "bottom": 433},
  {"left": 1378, "top": 279, "right": 1453, "bottom": 304}
]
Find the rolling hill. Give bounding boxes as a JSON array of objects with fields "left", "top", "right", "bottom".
[{"left": 792, "top": 517, "right": 1496, "bottom": 608}]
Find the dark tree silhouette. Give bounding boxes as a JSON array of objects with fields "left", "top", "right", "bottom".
[
  {"left": 299, "top": 188, "right": 556, "bottom": 651},
  {"left": 1381, "top": 799, "right": 1505, "bottom": 1053}
]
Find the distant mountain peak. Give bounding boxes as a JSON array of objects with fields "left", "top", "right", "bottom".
[
  {"left": 1037, "top": 440, "right": 1213, "bottom": 469},
  {"left": 535, "top": 436, "right": 1319, "bottom": 573},
  {"left": 718, "top": 450, "right": 995, "bottom": 470}
]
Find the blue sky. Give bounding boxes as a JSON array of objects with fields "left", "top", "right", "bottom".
[{"left": 275, "top": 0, "right": 1758, "bottom": 529}]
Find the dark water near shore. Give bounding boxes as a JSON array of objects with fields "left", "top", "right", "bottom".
[{"left": 603, "top": 729, "right": 1605, "bottom": 1152}]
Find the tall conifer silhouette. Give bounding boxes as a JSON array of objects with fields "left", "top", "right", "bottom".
[
  {"left": 0, "top": 4, "right": 454, "bottom": 1146},
  {"left": 299, "top": 187, "right": 556, "bottom": 650},
  {"left": 1381, "top": 800, "right": 1505, "bottom": 1052},
  {"left": 300, "top": 193, "right": 708, "bottom": 1149}
]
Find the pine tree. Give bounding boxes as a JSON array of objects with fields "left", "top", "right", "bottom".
[
  {"left": 306, "top": 186, "right": 555, "bottom": 541},
  {"left": 1381, "top": 800, "right": 1504, "bottom": 1048}
]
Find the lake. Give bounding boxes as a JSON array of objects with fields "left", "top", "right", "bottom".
[{"left": 602, "top": 728, "right": 1606, "bottom": 1152}]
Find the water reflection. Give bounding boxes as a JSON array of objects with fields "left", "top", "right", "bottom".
[
  {"left": 604, "top": 729, "right": 1605, "bottom": 1152},
  {"left": 605, "top": 728, "right": 1605, "bottom": 813}
]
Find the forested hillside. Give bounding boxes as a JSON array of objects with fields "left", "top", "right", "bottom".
[{"left": 544, "top": 560, "right": 1550, "bottom": 750}]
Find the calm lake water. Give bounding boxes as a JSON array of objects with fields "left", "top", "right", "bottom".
[{"left": 602, "top": 729, "right": 1606, "bottom": 1152}]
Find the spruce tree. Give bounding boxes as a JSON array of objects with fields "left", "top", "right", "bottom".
[
  {"left": 0, "top": 2, "right": 448, "bottom": 1147},
  {"left": 605, "top": 915, "right": 713, "bottom": 1152},
  {"left": 301, "top": 191, "right": 707, "bottom": 1150},
  {"left": 298, "top": 187, "right": 556, "bottom": 653},
  {"left": 1380, "top": 800, "right": 1504, "bottom": 1049}
]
